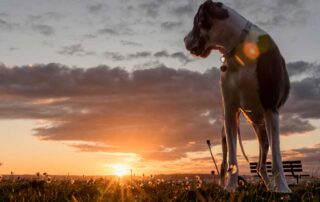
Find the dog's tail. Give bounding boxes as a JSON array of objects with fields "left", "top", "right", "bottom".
[{"left": 238, "top": 128, "right": 250, "bottom": 163}]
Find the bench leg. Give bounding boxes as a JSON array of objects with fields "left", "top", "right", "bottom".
[{"left": 264, "top": 110, "right": 291, "bottom": 193}]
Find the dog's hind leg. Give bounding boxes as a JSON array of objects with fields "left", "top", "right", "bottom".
[
  {"left": 252, "top": 123, "right": 274, "bottom": 191},
  {"left": 220, "top": 126, "right": 228, "bottom": 187},
  {"left": 264, "top": 110, "right": 291, "bottom": 193}
]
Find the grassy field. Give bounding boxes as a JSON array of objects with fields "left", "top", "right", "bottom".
[{"left": 0, "top": 175, "right": 319, "bottom": 202}]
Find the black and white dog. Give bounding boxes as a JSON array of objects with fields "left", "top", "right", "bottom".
[{"left": 184, "top": 1, "right": 291, "bottom": 193}]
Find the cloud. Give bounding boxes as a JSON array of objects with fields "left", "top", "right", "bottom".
[
  {"left": 154, "top": 50, "right": 170, "bottom": 57},
  {"left": 97, "top": 28, "right": 119, "bottom": 35},
  {"left": 9, "top": 46, "right": 19, "bottom": 51},
  {"left": 120, "top": 40, "right": 142, "bottom": 47},
  {"left": 0, "top": 61, "right": 318, "bottom": 161},
  {"left": 282, "top": 62, "right": 320, "bottom": 119},
  {"left": 139, "top": 2, "right": 161, "bottom": 18},
  {"left": 0, "top": 63, "right": 222, "bottom": 161},
  {"left": 104, "top": 51, "right": 126, "bottom": 61},
  {"left": 102, "top": 50, "right": 192, "bottom": 64},
  {"left": 27, "top": 12, "right": 63, "bottom": 23},
  {"left": 0, "top": 18, "right": 19, "bottom": 31},
  {"left": 94, "top": 26, "right": 134, "bottom": 37},
  {"left": 87, "top": 3, "right": 106, "bottom": 14},
  {"left": 281, "top": 144, "right": 320, "bottom": 171},
  {"left": 280, "top": 114, "right": 315, "bottom": 135},
  {"left": 172, "top": 3, "right": 195, "bottom": 16},
  {"left": 58, "top": 44, "right": 95, "bottom": 56},
  {"left": 154, "top": 50, "right": 191, "bottom": 64},
  {"left": 228, "top": 0, "right": 310, "bottom": 28},
  {"left": 171, "top": 52, "right": 192, "bottom": 64},
  {"left": 127, "top": 51, "right": 152, "bottom": 59},
  {"left": 287, "top": 61, "right": 320, "bottom": 77},
  {"left": 32, "top": 24, "right": 55, "bottom": 36},
  {"left": 104, "top": 51, "right": 150, "bottom": 61},
  {"left": 161, "top": 21, "right": 183, "bottom": 30}
]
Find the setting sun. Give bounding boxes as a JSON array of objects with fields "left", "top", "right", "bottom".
[{"left": 112, "top": 164, "right": 130, "bottom": 177}]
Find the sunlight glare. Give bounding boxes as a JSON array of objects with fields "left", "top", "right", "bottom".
[{"left": 112, "top": 164, "right": 129, "bottom": 177}]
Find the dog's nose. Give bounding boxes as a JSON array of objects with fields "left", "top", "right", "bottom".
[
  {"left": 184, "top": 36, "right": 191, "bottom": 49},
  {"left": 184, "top": 33, "right": 194, "bottom": 49}
]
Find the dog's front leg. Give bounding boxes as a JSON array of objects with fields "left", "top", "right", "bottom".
[
  {"left": 264, "top": 110, "right": 291, "bottom": 193},
  {"left": 224, "top": 103, "right": 240, "bottom": 192},
  {"left": 220, "top": 126, "right": 228, "bottom": 187}
]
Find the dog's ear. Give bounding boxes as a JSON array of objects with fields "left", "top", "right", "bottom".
[{"left": 204, "top": 1, "right": 229, "bottom": 20}]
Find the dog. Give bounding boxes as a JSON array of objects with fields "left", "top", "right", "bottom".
[{"left": 184, "top": 1, "right": 291, "bottom": 193}]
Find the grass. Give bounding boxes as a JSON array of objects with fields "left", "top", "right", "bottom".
[{"left": 0, "top": 176, "right": 319, "bottom": 202}]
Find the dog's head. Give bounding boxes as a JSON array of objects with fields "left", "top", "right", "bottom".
[{"left": 184, "top": 0, "right": 229, "bottom": 58}]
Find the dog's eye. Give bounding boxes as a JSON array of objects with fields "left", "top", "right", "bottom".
[{"left": 199, "top": 18, "right": 211, "bottom": 30}]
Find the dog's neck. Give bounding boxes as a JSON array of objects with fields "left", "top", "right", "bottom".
[{"left": 213, "top": 7, "right": 249, "bottom": 55}]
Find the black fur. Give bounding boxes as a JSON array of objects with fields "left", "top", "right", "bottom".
[{"left": 256, "top": 35, "right": 290, "bottom": 112}]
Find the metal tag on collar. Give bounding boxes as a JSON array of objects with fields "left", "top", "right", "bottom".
[
  {"left": 220, "top": 56, "right": 226, "bottom": 63},
  {"left": 220, "top": 65, "right": 227, "bottom": 72},
  {"left": 220, "top": 56, "right": 227, "bottom": 72}
]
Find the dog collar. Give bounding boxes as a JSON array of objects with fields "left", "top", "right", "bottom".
[{"left": 222, "top": 21, "right": 252, "bottom": 59}]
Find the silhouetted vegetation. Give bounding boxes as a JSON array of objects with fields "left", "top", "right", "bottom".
[{"left": 0, "top": 175, "right": 319, "bottom": 201}]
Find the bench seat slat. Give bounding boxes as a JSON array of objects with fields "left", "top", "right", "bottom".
[{"left": 249, "top": 160, "right": 305, "bottom": 176}]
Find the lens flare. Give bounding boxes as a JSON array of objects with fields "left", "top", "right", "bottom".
[{"left": 243, "top": 42, "right": 260, "bottom": 60}]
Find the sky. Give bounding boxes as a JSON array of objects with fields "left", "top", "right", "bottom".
[{"left": 0, "top": 0, "right": 320, "bottom": 176}]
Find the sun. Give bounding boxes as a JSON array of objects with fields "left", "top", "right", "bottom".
[{"left": 112, "top": 164, "right": 129, "bottom": 177}]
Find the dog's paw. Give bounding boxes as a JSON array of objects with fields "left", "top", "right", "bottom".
[
  {"left": 276, "top": 182, "right": 292, "bottom": 193},
  {"left": 224, "top": 168, "right": 238, "bottom": 192},
  {"left": 219, "top": 177, "right": 226, "bottom": 187},
  {"left": 225, "top": 181, "right": 238, "bottom": 192}
]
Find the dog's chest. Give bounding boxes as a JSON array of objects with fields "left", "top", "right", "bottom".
[{"left": 221, "top": 65, "right": 264, "bottom": 113}]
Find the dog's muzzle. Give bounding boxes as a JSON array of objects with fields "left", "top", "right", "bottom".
[
  {"left": 184, "top": 34, "right": 198, "bottom": 54},
  {"left": 184, "top": 33, "right": 206, "bottom": 56}
]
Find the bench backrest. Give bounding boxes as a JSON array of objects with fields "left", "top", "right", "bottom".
[{"left": 250, "top": 160, "right": 303, "bottom": 175}]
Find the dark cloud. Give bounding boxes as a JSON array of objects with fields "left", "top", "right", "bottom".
[
  {"left": 283, "top": 62, "right": 320, "bottom": 119},
  {"left": 103, "top": 50, "right": 192, "bottom": 64},
  {"left": 8, "top": 46, "right": 19, "bottom": 51},
  {"left": 128, "top": 51, "right": 152, "bottom": 59},
  {"left": 87, "top": 3, "right": 106, "bottom": 14},
  {"left": 97, "top": 28, "right": 119, "bottom": 35},
  {"left": 0, "top": 61, "right": 318, "bottom": 161},
  {"left": 104, "top": 51, "right": 151, "bottom": 61},
  {"left": 171, "top": 52, "right": 192, "bottom": 64},
  {"left": 120, "top": 40, "right": 142, "bottom": 47},
  {"left": 161, "top": 21, "right": 183, "bottom": 30},
  {"left": 32, "top": 24, "right": 55, "bottom": 36},
  {"left": 104, "top": 51, "right": 126, "bottom": 61},
  {"left": 0, "top": 18, "right": 19, "bottom": 31},
  {"left": 154, "top": 50, "right": 191, "bottom": 64},
  {"left": 154, "top": 50, "right": 170, "bottom": 57},
  {"left": 0, "top": 63, "right": 221, "bottom": 161},
  {"left": 95, "top": 26, "right": 134, "bottom": 37},
  {"left": 287, "top": 61, "right": 320, "bottom": 77},
  {"left": 133, "top": 60, "right": 163, "bottom": 70},
  {"left": 280, "top": 114, "right": 315, "bottom": 135},
  {"left": 58, "top": 44, "right": 95, "bottom": 56},
  {"left": 0, "top": 12, "right": 8, "bottom": 17},
  {"left": 172, "top": 3, "right": 195, "bottom": 16}
]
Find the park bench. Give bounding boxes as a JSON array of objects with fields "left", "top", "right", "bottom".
[{"left": 250, "top": 160, "right": 309, "bottom": 184}]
